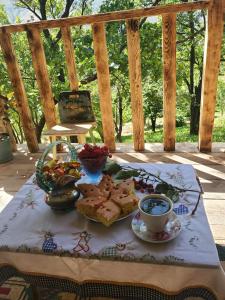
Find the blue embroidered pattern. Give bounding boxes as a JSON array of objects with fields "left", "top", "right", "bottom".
[
  {"left": 173, "top": 204, "right": 188, "bottom": 215},
  {"left": 42, "top": 238, "right": 57, "bottom": 253}
]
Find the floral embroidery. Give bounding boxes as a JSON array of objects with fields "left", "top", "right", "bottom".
[
  {"left": 141, "top": 254, "right": 157, "bottom": 263},
  {"left": 184, "top": 220, "right": 193, "bottom": 231},
  {"left": 0, "top": 225, "right": 8, "bottom": 235},
  {"left": 18, "top": 190, "right": 37, "bottom": 210},
  {"left": 163, "top": 255, "right": 184, "bottom": 264},
  {"left": 9, "top": 212, "right": 17, "bottom": 221},
  {"left": 189, "top": 236, "right": 199, "bottom": 248}
]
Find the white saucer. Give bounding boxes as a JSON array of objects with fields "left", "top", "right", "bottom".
[{"left": 132, "top": 211, "right": 181, "bottom": 243}]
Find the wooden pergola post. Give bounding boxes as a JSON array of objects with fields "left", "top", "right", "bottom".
[
  {"left": 92, "top": 22, "right": 116, "bottom": 151},
  {"left": 61, "top": 27, "right": 79, "bottom": 91},
  {"left": 26, "top": 27, "right": 57, "bottom": 129},
  {"left": 162, "top": 13, "right": 176, "bottom": 151},
  {"left": 0, "top": 28, "right": 39, "bottom": 153},
  {"left": 126, "top": 19, "right": 145, "bottom": 151},
  {"left": 198, "top": 0, "right": 224, "bottom": 152}
]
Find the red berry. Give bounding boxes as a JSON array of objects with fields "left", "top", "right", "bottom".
[
  {"left": 146, "top": 183, "right": 153, "bottom": 189},
  {"left": 135, "top": 184, "right": 141, "bottom": 190}
]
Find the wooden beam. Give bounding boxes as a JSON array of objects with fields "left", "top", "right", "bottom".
[
  {"left": 61, "top": 27, "right": 79, "bottom": 91},
  {"left": 199, "top": 0, "right": 224, "bottom": 152},
  {"left": 92, "top": 23, "right": 115, "bottom": 151},
  {"left": 26, "top": 27, "right": 57, "bottom": 129},
  {"left": 162, "top": 13, "right": 177, "bottom": 151},
  {"left": 2, "top": 1, "right": 209, "bottom": 33},
  {"left": 0, "top": 28, "right": 39, "bottom": 153},
  {"left": 126, "top": 19, "right": 145, "bottom": 151}
]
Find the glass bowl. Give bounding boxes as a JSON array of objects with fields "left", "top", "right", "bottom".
[{"left": 80, "top": 156, "right": 107, "bottom": 183}]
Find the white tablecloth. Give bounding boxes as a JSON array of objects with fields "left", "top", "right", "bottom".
[{"left": 0, "top": 163, "right": 220, "bottom": 268}]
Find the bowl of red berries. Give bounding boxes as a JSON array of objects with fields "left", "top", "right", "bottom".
[{"left": 78, "top": 144, "right": 111, "bottom": 181}]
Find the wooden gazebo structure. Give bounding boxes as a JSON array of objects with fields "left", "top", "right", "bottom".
[{"left": 0, "top": 0, "right": 224, "bottom": 153}]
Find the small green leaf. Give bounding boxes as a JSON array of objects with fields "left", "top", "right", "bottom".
[
  {"left": 155, "top": 183, "right": 169, "bottom": 194},
  {"left": 103, "top": 162, "right": 122, "bottom": 175},
  {"left": 115, "top": 170, "right": 139, "bottom": 180},
  {"left": 166, "top": 189, "right": 180, "bottom": 203}
]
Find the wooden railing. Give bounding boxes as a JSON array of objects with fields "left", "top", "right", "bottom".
[{"left": 0, "top": 0, "right": 224, "bottom": 153}]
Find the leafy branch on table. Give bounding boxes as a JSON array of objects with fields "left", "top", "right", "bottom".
[{"left": 103, "top": 162, "right": 203, "bottom": 215}]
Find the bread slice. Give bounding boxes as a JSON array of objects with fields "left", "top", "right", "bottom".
[
  {"left": 110, "top": 194, "right": 139, "bottom": 215},
  {"left": 117, "top": 179, "right": 135, "bottom": 194},
  {"left": 77, "top": 184, "right": 102, "bottom": 197},
  {"left": 98, "top": 175, "right": 114, "bottom": 198},
  {"left": 111, "top": 179, "right": 135, "bottom": 196},
  {"left": 96, "top": 201, "right": 121, "bottom": 226},
  {"left": 76, "top": 196, "right": 107, "bottom": 218}
]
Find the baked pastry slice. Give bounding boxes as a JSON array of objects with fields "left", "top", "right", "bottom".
[
  {"left": 76, "top": 196, "right": 106, "bottom": 218},
  {"left": 111, "top": 179, "right": 135, "bottom": 196},
  {"left": 77, "top": 184, "right": 103, "bottom": 197},
  {"left": 98, "top": 175, "right": 114, "bottom": 198},
  {"left": 96, "top": 201, "right": 121, "bottom": 226},
  {"left": 117, "top": 179, "right": 135, "bottom": 194},
  {"left": 110, "top": 194, "right": 139, "bottom": 215}
]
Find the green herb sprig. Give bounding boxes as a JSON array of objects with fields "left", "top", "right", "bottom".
[{"left": 103, "top": 162, "right": 203, "bottom": 213}]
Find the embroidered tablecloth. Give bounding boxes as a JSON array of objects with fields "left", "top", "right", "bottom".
[{"left": 0, "top": 163, "right": 220, "bottom": 268}]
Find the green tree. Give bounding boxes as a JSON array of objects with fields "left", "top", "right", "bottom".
[
  {"left": 216, "top": 80, "right": 225, "bottom": 117},
  {"left": 0, "top": 0, "right": 224, "bottom": 145},
  {"left": 144, "top": 82, "right": 163, "bottom": 132},
  {"left": 176, "top": 9, "right": 205, "bottom": 135}
]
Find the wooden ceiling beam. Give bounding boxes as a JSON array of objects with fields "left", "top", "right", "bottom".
[{"left": 1, "top": 1, "right": 209, "bottom": 34}]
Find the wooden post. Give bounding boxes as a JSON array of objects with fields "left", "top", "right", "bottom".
[
  {"left": 162, "top": 13, "right": 176, "bottom": 151},
  {"left": 92, "top": 22, "right": 116, "bottom": 151},
  {"left": 126, "top": 19, "right": 145, "bottom": 151},
  {"left": 26, "top": 27, "right": 57, "bottom": 129},
  {"left": 61, "top": 27, "right": 79, "bottom": 91},
  {"left": 199, "top": 0, "right": 224, "bottom": 152},
  {"left": 0, "top": 28, "right": 39, "bottom": 153}
]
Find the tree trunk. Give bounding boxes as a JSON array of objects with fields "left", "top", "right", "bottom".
[
  {"left": 190, "top": 78, "right": 202, "bottom": 134},
  {"left": 190, "top": 96, "right": 200, "bottom": 134},
  {"left": 35, "top": 114, "right": 46, "bottom": 143},
  {"left": 150, "top": 117, "right": 156, "bottom": 132},
  {"left": 189, "top": 13, "right": 197, "bottom": 134},
  {"left": 96, "top": 123, "right": 104, "bottom": 142},
  {"left": 116, "top": 94, "right": 123, "bottom": 142}
]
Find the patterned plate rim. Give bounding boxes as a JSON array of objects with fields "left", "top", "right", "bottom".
[{"left": 85, "top": 210, "right": 138, "bottom": 223}]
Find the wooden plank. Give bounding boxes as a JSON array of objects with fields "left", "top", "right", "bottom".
[
  {"left": 162, "top": 13, "right": 176, "bottom": 151},
  {"left": 2, "top": 1, "right": 209, "bottom": 33},
  {"left": 26, "top": 27, "right": 57, "bottom": 129},
  {"left": 92, "top": 23, "right": 115, "bottom": 151},
  {"left": 61, "top": 27, "right": 79, "bottom": 91},
  {"left": 126, "top": 19, "right": 144, "bottom": 151},
  {"left": 0, "top": 28, "right": 39, "bottom": 153},
  {"left": 199, "top": 0, "right": 225, "bottom": 152},
  {"left": 43, "top": 123, "right": 94, "bottom": 136}
]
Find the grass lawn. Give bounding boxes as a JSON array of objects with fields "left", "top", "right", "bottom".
[{"left": 87, "top": 115, "right": 225, "bottom": 143}]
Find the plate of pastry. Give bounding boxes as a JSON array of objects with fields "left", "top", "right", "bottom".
[{"left": 76, "top": 175, "right": 139, "bottom": 226}]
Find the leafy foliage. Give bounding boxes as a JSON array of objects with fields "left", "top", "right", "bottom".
[{"left": 0, "top": 0, "right": 224, "bottom": 145}]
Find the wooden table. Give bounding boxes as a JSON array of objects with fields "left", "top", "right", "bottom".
[
  {"left": 0, "top": 163, "right": 225, "bottom": 300},
  {"left": 43, "top": 123, "right": 95, "bottom": 159}
]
